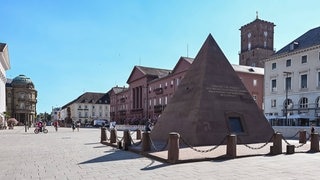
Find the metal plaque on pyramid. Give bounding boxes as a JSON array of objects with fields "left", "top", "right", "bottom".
[{"left": 150, "top": 34, "right": 274, "bottom": 146}]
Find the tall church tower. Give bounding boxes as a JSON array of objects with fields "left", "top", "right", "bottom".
[{"left": 239, "top": 13, "right": 275, "bottom": 67}]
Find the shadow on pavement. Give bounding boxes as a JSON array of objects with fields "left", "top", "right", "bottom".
[
  {"left": 140, "top": 160, "right": 169, "bottom": 171},
  {"left": 78, "top": 149, "right": 142, "bottom": 164},
  {"left": 84, "top": 142, "right": 101, "bottom": 145}
]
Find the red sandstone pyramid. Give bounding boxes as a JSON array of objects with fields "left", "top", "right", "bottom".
[{"left": 150, "top": 34, "right": 274, "bottom": 146}]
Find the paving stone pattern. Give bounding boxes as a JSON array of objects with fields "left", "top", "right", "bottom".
[{"left": 0, "top": 126, "right": 320, "bottom": 180}]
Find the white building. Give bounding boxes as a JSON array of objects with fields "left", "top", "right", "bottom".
[
  {"left": 60, "top": 92, "right": 110, "bottom": 125},
  {"left": 264, "top": 26, "right": 320, "bottom": 126},
  {"left": 0, "top": 43, "right": 10, "bottom": 125},
  {"left": 51, "top": 107, "right": 61, "bottom": 121}
]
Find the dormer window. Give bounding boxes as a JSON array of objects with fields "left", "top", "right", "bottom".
[{"left": 290, "top": 42, "right": 299, "bottom": 51}]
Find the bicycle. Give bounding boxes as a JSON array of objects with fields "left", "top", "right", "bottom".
[{"left": 34, "top": 127, "right": 48, "bottom": 134}]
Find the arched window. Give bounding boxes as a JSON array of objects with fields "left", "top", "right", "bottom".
[
  {"left": 299, "top": 97, "right": 308, "bottom": 108},
  {"left": 284, "top": 99, "right": 293, "bottom": 109}
]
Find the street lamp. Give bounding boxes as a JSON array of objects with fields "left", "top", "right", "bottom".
[{"left": 284, "top": 71, "right": 292, "bottom": 124}]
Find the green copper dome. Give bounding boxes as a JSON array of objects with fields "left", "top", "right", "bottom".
[{"left": 11, "top": 74, "right": 34, "bottom": 88}]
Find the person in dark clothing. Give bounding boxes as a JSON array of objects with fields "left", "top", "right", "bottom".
[
  {"left": 311, "top": 124, "right": 315, "bottom": 134},
  {"left": 72, "top": 123, "right": 76, "bottom": 132},
  {"left": 145, "top": 119, "right": 152, "bottom": 132}
]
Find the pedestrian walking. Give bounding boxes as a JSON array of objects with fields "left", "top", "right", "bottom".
[
  {"left": 110, "top": 121, "right": 116, "bottom": 129},
  {"left": 72, "top": 123, "right": 76, "bottom": 132},
  {"left": 76, "top": 121, "right": 80, "bottom": 131},
  {"left": 53, "top": 121, "right": 59, "bottom": 132}
]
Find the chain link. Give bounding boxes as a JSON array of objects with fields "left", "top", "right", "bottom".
[
  {"left": 116, "top": 136, "right": 124, "bottom": 142},
  {"left": 238, "top": 134, "right": 274, "bottom": 150},
  {"left": 180, "top": 136, "right": 227, "bottom": 153},
  {"left": 281, "top": 134, "right": 311, "bottom": 149},
  {"left": 131, "top": 138, "right": 142, "bottom": 146},
  {"left": 287, "top": 131, "right": 300, "bottom": 139},
  {"left": 149, "top": 137, "right": 169, "bottom": 152}
]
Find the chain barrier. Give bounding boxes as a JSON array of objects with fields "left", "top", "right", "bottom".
[
  {"left": 149, "top": 136, "right": 169, "bottom": 152},
  {"left": 306, "top": 132, "right": 311, "bottom": 137},
  {"left": 306, "top": 131, "right": 320, "bottom": 139},
  {"left": 281, "top": 134, "right": 310, "bottom": 149},
  {"left": 116, "top": 135, "right": 124, "bottom": 142},
  {"left": 180, "top": 135, "right": 227, "bottom": 153},
  {"left": 130, "top": 130, "right": 136, "bottom": 137},
  {"left": 286, "top": 131, "right": 300, "bottom": 139},
  {"left": 238, "top": 134, "right": 274, "bottom": 150},
  {"left": 129, "top": 131, "right": 142, "bottom": 146},
  {"left": 130, "top": 136, "right": 142, "bottom": 146}
]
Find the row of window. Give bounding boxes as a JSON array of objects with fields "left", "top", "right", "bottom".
[
  {"left": 272, "top": 53, "right": 320, "bottom": 70},
  {"left": 271, "top": 97, "right": 320, "bottom": 109},
  {"left": 78, "top": 111, "right": 107, "bottom": 118},
  {"left": 149, "top": 78, "right": 181, "bottom": 92},
  {"left": 110, "top": 78, "right": 182, "bottom": 104},
  {"left": 271, "top": 73, "right": 309, "bottom": 92},
  {"left": 247, "top": 40, "right": 268, "bottom": 51},
  {"left": 16, "top": 102, "right": 36, "bottom": 110},
  {"left": 78, "top": 105, "right": 107, "bottom": 110},
  {"left": 111, "top": 96, "right": 170, "bottom": 112}
]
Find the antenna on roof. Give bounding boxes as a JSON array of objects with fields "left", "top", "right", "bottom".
[
  {"left": 256, "top": 11, "right": 259, "bottom": 19},
  {"left": 187, "top": 44, "right": 189, "bottom": 57}
]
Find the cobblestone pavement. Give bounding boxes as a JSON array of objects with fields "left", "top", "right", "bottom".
[{"left": 0, "top": 126, "right": 320, "bottom": 180}]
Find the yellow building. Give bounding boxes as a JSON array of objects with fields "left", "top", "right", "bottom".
[{"left": 6, "top": 74, "right": 37, "bottom": 126}]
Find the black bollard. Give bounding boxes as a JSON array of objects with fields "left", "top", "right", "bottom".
[
  {"left": 142, "top": 132, "right": 151, "bottom": 151},
  {"left": 226, "top": 134, "right": 237, "bottom": 158},
  {"left": 299, "top": 130, "right": 306, "bottom": 144},
  {"left": 110, "top": 129, "right": 117, "bottom": 144},
  {"left": 310, "top": 133, "right": 319, "bottom": 152},
  {"left": 271, "top": 133, "right": 282, "bottom": 155},
  {"left": 168, "top": 132, "right": 180, "bottom": 163},
  {"left": 136, "top": 129, "right": 142, "bottom": 140},
  {"left": 100, "top": 127, "right": 107, "bottom": 142},
  {"left": 123, "top": 129, "right": 131, "bottom": 150}
]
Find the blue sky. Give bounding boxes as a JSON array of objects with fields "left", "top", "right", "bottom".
[{"left": 1, "top": 0, "right": 319, "bottom": 113}]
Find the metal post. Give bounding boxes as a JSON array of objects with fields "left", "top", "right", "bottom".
[{"left": 284, "top": 71, "right": 291, "bottom": 124}]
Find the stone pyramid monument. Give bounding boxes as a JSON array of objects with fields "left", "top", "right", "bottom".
[{"left": 151, "top": 34, "right": 274, "bottom": 146}]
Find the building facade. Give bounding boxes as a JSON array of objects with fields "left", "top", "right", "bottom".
[
  {"left": 239, "top": 14, "right": 275, "bottom": 67},
  {"left": 232, "top": 64, "right": 264, "bottom": 110},
  {"left": 51, "top": 107, "right": 62, "bottom": 122},
  {"left": 109, "top": 86, "right": 129, "bottom": 124},
  {"left": 60, "top": 92, "right": 110, "bottom": 125},
  {"left": 0, "top": 43, "right": 10, "bottom": 126},
  {"left": 109, "top": 56, "right": 265, "bottom": 124},
  {"left": 264, "top": 26, "right": 320, "bottom": 126},
  {"left": 6, "top": 74, "right": 37, "bottom": 125}
]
